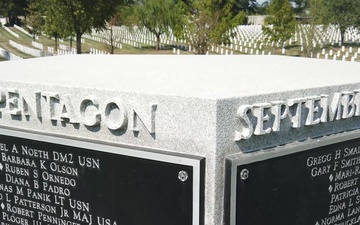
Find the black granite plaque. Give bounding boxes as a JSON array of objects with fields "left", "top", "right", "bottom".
[
  {"left": 227, "top": 137, "right": 360, "bottom": 225},
  {"left": 0, "top": 132, "right": 204, "bottom": 225}
]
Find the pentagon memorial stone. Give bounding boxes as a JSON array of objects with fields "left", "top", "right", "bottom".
[{"left": 1, "top": 55, "right": 360, "bottom": 225}]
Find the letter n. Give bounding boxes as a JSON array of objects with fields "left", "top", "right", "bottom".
[{"left": 130, "top": 103, "right": 157, "bottom": 134}]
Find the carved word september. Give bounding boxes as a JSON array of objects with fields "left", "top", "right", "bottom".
[{"left": 235, "top": 90, "right": 360, "bottom": 141}]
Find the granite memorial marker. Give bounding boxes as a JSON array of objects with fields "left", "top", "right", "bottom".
[{"left": 0, "top": 55, "right": 360, "bottom": 225}]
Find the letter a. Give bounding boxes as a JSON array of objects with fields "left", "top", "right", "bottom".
[{"left": 12, "top": 144, "right": 18, "bottom": 153}]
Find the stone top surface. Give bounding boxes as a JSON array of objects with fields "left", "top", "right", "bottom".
[{"left": 2, "top": 55, "right": 360, "bottom": 99}]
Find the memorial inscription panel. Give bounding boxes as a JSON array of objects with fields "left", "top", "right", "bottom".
[
  {"left": 0, "top": 130, "right": 204, "bottom": 225},
  {"left": 227, "top": 137, "right": 360, "bottom": 225}
]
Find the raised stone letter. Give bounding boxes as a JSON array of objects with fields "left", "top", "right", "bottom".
[
  {"left": 21, "top": 91, "right": 42, "bottom": 118},
  {"left": 271, "top": 101, "right": 289, "bottom": 132},
  {"left": 0, "top": 90, "right": 5, "bottom": 113},
  {"left": 7, "top": 89, "right": 21, "bottom": 115},
  {"left": 305, "top": 96, "right": 321, "bottom": 126},
  {"left": 253, "top": 103, "right": 272, "bottom": 135},
  {"left": 130, "top": 103, "right": 157, "bottom": 134},
  {"left": 80, "top": 96, "right": 101, "bottom": 127},
  {"left": 353, "top": 90, "right": 360, "bottom": 116},
  {"left": 320, "top": 94, "right": 329, "bottom": 122},
  {"left": 287, "top": 97, "right": 307, "bottom": 128},
  {"left": 341, "top": 91, "right": 355, "bottom": 119},
  {"left": 328, "top": 92, "right": 342, "bottom": 121},
  {"left": 234, "top": 105, "right": 254, "bottom": 141},
  {"left": 104, "top": 98, "right": 128, "bottom": 130},
  {"left": 41, "top": 92, "right": 60, "bottom": 120},
  {"left": 60, "top": 94, "right": 80, "bottom": 124}
]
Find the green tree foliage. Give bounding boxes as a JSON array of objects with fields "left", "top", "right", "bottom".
[
  {"left": 233, "top": 0, "right": 257, "bottom": 14},
  {"left": 325, "top": 0, "right": 360, "bottom": 44},
  {"left": 39, "top": 0, "right": 123, "bottom": 54},
  {"left": 40, "top": 0, "right": 72, "bottom": 53},
  {"left": 113, "top": 4, "right": 136, "bottom": 26},
  {"left": 174, "top": 0, "right": 245, "bottom": 54},
  {"left": 0, "top": 0, "right": 28, "bottom": 25},
  {"left": 26, "top": 2, "right": 45, "bottom": 40},
  {"left": 298, "top": 0, "right": 326, "bottom": 57},
  {"left": 133, "top": 0, "right": 177, "bottom": 50},
  {"left": 291, "top": 0, "right": 307, "bottom": 15},
  {"left": 262, "top": 0, "right": 296, "bottom": 52},
  {"left": 255, "top": 1, "right": 269, "bottom": 15}
]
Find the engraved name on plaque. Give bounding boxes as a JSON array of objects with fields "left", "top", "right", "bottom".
[
  {"left": 0, "top": 129, "right": 204, "bottom": 225},
  {"left": 226, "top": 135, "right": 360, "bottom": 225}
]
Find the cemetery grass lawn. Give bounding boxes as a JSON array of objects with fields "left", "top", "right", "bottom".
[
  {"left": 81, "top": 37, "right": 189, "bottom": 54},
  {"left": 1, "top": 25, "right": 359, "bottom": 59},
  {"left": 0, "top": 26, "right": 34, "bottom": 58},
  {"left": 8, "top": 27, "right": 33, "bottom": 41}
]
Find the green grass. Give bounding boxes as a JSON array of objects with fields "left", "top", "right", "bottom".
[{"left": 0, "top": 25, "right": 195, "bottom": 57}]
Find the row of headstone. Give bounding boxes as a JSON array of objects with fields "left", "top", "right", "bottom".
[
  {"left": 172, "top": 48, "right": 181, "bottom": 55},
  {"left": 88, "top": 26, "right": 186, "bottom": 51},
  {"left": 47, "top": 46, "right": 54, "bottom": 54},
  {"left": 60, "top": 24, "right": 356, "bottom": 62},
  {"left": 89, "top": 48, "right": 109, "bottom": 55},
  {"left": 59, "top": 44, "right": 69, "bottom": 51},
  {"left": 0, "top": 47, "right": 23, "bottom": 60},
  {"left": 57, "top": 49, "right": 76, "bottom": 55},
  {"left": 31, "top": 41, "right": 44, "bottom": 50},
  {"left": 83, "top": 33, "right": 122, "bottom": 49},
  {"left": 3, "top": 26, "right": 19, "bottom": 38},
  {"left": 14, "top": 24, "right": 35, "bottom": 39},
  {"left": 9, "top": 40, "right": 42, "bottom": 57}
]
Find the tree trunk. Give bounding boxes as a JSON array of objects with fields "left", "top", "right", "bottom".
[
  {"left": 110, "top": 27, "right": 114, "bottom": 54},
  {"left": 156, "top": 34, "right": 160, "bottom": 50},
  {"left": 70, "top": 37, "right": 73, "bottom": 49},
  {"left": 76, "top": 32, "right": 82, "bottom": 54},
  {"left": 340, "top": 29, "right": 345, "bottom": 45},
  {"left": 55, "top": 35, "right": 58, "bottom": 54}
]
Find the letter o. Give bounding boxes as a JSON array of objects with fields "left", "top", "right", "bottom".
[
  {"left": 80, "top": 96, "right": 101, "bottom": 127},
  {"left": 104, "top": 98, "right": 128, "bottom": 130}
]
